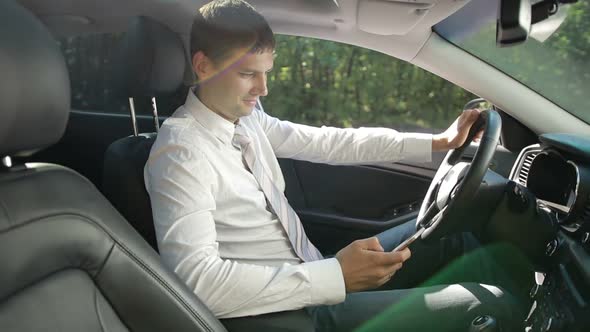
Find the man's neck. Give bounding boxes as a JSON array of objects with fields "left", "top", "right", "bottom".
[{"left": 193, "top": 87, "right": 238, "bottom": 124}]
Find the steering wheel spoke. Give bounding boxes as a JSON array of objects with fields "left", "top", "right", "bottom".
[
  {"left": 416, "top": 109, "right": 502, "bottom": 239},
  {"left": 417, "top": 200, "right": 439, "bottom": 228}
]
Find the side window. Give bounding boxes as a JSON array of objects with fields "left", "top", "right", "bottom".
[
  {"left": 264, "top": 35, "right": 478, "bottom": 133},
  {"left": 57, "top": 33, "right": 186, "bottom": 116}
]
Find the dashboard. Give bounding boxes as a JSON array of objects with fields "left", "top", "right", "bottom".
[
  {"left": 510, "top": 135, "right": 590, "bottom": 233},
  {"left": 508, "top": 133, "right": 590, "bottom": 332}
]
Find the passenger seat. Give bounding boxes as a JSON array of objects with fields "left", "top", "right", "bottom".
[{"left": 0, "top": 2, "right": 226, "bottom": 331}]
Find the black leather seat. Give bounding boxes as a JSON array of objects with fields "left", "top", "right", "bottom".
[
  {"left": 103, "top": 132, "right": 159, "bottom": 248},
  {"left": 102, "top": 16, "right": 186, "bottom": 250},
  {"left": 101, "top": 16, "right": 316, "bottom": 332},
  {"left": 0, "top": 2, "right": 226, "bottom": 331}
]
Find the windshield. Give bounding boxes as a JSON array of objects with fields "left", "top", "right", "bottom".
[{"left": 435, "top": 0, "right": 590, "bottom": 124}]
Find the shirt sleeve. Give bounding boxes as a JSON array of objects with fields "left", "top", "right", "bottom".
[
  {"left": 144, "top": 140, "right": 346, "bottom": 318},
  {"left": 252, "top": 108, "right": 433, "bottom": 164}
]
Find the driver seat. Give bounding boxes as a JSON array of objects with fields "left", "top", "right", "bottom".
[
  {"left": 0, "top": 1, "right": 225, "bottom": 331},
  {"left": 100, "top": 14, "right": 315, "bottom": 332}
]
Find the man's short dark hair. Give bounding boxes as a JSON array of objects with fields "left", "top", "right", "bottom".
[{"left": 191, "top": 0, "right": 275, "bottom": 64}]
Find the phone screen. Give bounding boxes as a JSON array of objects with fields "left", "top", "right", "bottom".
[{"left": 392, "top": 227, "right": 425, "bottom": 252}]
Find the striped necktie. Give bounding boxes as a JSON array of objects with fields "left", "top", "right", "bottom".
[{"left": 232, "top": 123, "right": 323, "bottom": 262}]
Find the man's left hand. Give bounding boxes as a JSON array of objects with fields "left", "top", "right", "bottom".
[{"left": 432, "top": 109, "right": 483, "bottom": 152}]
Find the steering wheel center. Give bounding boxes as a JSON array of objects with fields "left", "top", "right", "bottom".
[{"left": 436, "top": 162, "right": 470, "bottom": 209}]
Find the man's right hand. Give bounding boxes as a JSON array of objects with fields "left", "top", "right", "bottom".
[{"left": 335, "top": 237, "right": 411, "bottom": 293}]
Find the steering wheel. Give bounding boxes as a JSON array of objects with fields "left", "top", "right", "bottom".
[{"left": 416, "top": 109, "right": 502, "bottom": 240}]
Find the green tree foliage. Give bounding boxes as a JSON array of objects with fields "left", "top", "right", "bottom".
[
  {"left": 57, "top": 1, "right": 588, "bottom": 128},
  {"left": 461, "top": 1, "right": 590, "bottom": 123},
  {"left": 263, "top": 36, "right": 476, "bottom": 132}
]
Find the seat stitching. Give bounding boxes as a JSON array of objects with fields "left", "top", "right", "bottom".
[
  {"left": 0, "top": 166, "right": 216, "bottom": 331},
  {"left": 0, "top": 212, "right": 215, "bottom": 332},
  {"left": 0, "top": 164, "right": 94, "bottom": 187},
  {"left": 110, "top": 241, "right": 215, "bottom": 332},
  {"left": 95, "top": 241, "right": 115, "bottom": 281},
  {"left": 0, "top": 197, "right": 11, "bottom": 227},
  {"left": 94, "top": 286, "right": 107, "bottom": 332}
]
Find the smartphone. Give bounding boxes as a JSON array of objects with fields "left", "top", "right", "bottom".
[{"left": 392, "top": 227, "right": 425, "bottom": 252}]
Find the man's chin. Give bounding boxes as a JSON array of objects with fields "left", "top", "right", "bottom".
[
  {"left": 242, "top": 106, "right": 255, "bottom": 115},
  {"left": 234, "top": 106, "right": 254, "bottom": 120}
]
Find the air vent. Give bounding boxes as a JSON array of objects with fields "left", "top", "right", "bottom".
[
  {"left": 509, "top": 144, "right": 542, "bottom": 185},
  {"left": 517, "top": 152, "right": 538, "bottom": 186},
  {"left": 582, "top": 198, "right": 590, "bottom": 223}
]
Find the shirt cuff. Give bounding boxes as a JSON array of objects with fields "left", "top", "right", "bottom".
[
  {"left": 305, "top": 258, "right": 346, "bottom": 305},
  {"left": 400, "top": 133, "right": 433, "bottom": 163}
]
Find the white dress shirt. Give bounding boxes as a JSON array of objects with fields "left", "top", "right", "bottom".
[{"left": 144, "top": 90, "right": 433, "bottom": 318}]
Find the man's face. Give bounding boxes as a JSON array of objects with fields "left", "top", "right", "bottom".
[{"left": 197, "top": 47, "right": 274, "bottom": 123}]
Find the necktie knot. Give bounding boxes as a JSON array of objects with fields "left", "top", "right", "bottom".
[{"left": 232, "top": 123, "right": 251, "bottom": 150}]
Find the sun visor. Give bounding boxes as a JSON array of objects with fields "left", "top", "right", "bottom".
[{"left": 357, "top": 0, "right": 435, "bottom": 35}]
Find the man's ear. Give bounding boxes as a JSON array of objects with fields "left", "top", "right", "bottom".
[{"left": 192, "top": 51, "right": 211, "bottom": 81}]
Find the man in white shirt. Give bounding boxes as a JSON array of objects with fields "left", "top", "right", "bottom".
[{"left": 145, "top": 0, "right": 523, "bottom": 330}]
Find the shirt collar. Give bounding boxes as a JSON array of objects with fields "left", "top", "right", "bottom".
[{"left": 185, "top": 88, "right": 237, "bottom": 145}]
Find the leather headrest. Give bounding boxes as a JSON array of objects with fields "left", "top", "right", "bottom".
[
  {"left": 0, "top": 0, "right": 70, "bottom": 157},
  {"left": 111, "top": 16, "right": 187, "bottom": 97}
]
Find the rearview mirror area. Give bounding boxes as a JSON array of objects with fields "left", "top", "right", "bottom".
[{"left": 496, "top": 0, "right": 532, "bottom": 47}]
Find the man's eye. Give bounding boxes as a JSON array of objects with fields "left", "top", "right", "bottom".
[{"left": 240, "top": 72, "right": 254, "bottom": 77}]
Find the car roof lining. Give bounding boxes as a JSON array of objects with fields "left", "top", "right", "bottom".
[{"left": 17, "top": 0, "right": 468, "bottom": 61}]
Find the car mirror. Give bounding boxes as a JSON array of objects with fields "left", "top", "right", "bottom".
[
  {"left": 496, "top": 0, "right": 532, "bottom": 47},
  {"left": 530, "top": 1, "right": 573, "bottom": 43}
]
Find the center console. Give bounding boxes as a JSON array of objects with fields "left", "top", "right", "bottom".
[{"left": 523, "top": 232, "right": 590, "bottom": 331}]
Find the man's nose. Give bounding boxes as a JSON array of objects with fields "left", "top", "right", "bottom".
[{"left": 252, "top": 74, "right": 268, "bottom": 96}]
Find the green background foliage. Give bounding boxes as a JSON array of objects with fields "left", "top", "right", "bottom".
[
  {"left": 58, "top": 1, "right": 588, "bottom": 130},
  {"left": 456, "top": 1, "right": 590, "bottom": 123},
  {"left": 263, "top": 35, "right": 476, "bottom": 132}
]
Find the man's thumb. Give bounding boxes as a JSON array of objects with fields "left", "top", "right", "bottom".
[{"left": 363, "top": 237, "right": 384, "bottom": 252}]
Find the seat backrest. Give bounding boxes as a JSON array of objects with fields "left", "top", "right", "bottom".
[
  {"left": 102, "top": 16, "right": 188, "bottom": 249},
  {"left": 0, "top": 2, "right": 225, "bottom": 331},
  {"left": 103, "top": 133, "right": 158, "bottom": 248}
]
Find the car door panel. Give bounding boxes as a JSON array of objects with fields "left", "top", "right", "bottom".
[
  {"left": 279, "top": 158, "right": 432, "bottom": 254},
  {"left": 283, "top": 145, "right": 517, "bottom": 254}
]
